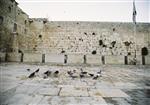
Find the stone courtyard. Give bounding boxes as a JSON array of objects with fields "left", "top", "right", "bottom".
[{"left": 0, "top": 63, "right": 150, "bottom": 105}]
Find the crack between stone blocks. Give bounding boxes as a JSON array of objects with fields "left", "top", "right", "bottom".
[{"left": 58, "top": 87, "right": 62, "bottom": 96}]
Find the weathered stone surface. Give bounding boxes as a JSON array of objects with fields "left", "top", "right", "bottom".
[
  {"left": 36, "top": 87, "right": 60, "bottom": 96},
  {"left": 0, "top": 63, "right": 150, "bottom": 105},
  {"left": 47, "top": 96, "right": 107, "bottom": 105},
  {"left": 86, "top": 55, "right": 102, "bottom": 65},
  {"left": 105, "top": 55, "right": 124, "bottom": 64},
  {"left": 67, "top": 54, "right": 84, "bottom": 64},
  {"left": 136, "top": 55, "right": 142, "bottom": 65},
  {"left": 89, "top": 88, "right": 129, "bottom": 97},
  {"left": 60, "top": 87, "right": 88, "bottom": 97},
  {"left": 6, "top": 53, "right": 21, "bottom": 62},
  {"left": 145, "top": 55, "right": 150, "bottom": 65},
  {"left": 45, "top": 54, "right": 64, "bottom": 64},
  {"left": 23, "top": 53, "right": 42, "bottom": 63},
  {"left": 0, "top": 52, "right": 6, "bottom": 62}
]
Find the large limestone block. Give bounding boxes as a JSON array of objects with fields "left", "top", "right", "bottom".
[
  {"left": 7, "top": 53, "right": 21, "bottom": 62},
  {"left": 136, "top": 55, "right": 142, "bottom": 65},
  {"left": 145, "top": 55, "right": 150, "bottom": 65},
  {"left": 0, "top": 52, "right": 6, "bottom": 62},
  {"left": 105, "top": 56, "right": 124, "bottom": 64},
  {"left": 67, "top": 54, "right": 84, "bottom": 64},
  {"left": 23, "top": 53, "right": 42, "bottom": 63},
  {"left": 60, "top": 87, "right": 88, "bottom": 97},
  {"left": 89, "top": 88, "right": 129, "bottom": 97},
  {"left": 86, "top": 55, "right": 102, "bottom": 65},
  {"left": 45, "top": 54, "right": 64, "bottom": 64}
]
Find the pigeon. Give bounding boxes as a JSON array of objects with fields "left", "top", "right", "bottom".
[
  {"left": 80, "top": 68, "right": 87, "bottom": 74},
  {"left": 54, "top": 71, "right": 59, "bottom": 77},
  {"left": 71, "top": 75, "right": 78, "bottom": 79},
  {"left": 73, "top": 70, "right": 76, "bottom": 73},
  {"left": 81, "top": 71, "right": 87, "bottom": 74},
  {"left": 54, "top": 71, "right": 59, "bottom": 74},
  {"left": 97, "top": 70, "right": 101, "bottom": 74},
  {"left": 28, "top": 72, "right": 35, "bottom": 78},
  {"left": 88, "top": 73, "right": 94, "bottom": 77},
  {"left": 93, "top": 75, "right": 99, "bottom": 80},
  {"left": 80, "top": 74, "right": 84, "bottom": 78},
  {"left": 44, "top": 70, "right": 51, "bottom": 76},
  {"left": 67, "top": 71, "right": 73, "bottom": 75},
  {"left": 97, "top": 70, "right": 102, "bottom": 77},
  {"left": 35, "top": 68, "right": 39, "bottom": 73},
  {"left": 27, "top": 69, "right": 30, "bottom": 71}
]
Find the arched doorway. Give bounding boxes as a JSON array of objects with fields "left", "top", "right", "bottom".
[{"left": 141, "top": 47, "right": 148, "bottom": 65}]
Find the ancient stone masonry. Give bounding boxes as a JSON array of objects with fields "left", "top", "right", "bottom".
[{"left": 0, "top": 0, "right": 150, "bottom": 65}]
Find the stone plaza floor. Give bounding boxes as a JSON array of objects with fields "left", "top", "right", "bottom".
[{"left": 0, "top": 63, "right": 150, "bottom": 105}]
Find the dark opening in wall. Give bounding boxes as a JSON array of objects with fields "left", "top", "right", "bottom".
[
  {"left": 0, "top": 16, "right": 3, "bottom": 25},
  {"left": 42, "top": 54, "right": 45, "bottom": 63},
  {"left": 102, "top": 56, "right": 105, "bottom": 64},
  {"left": 57, "top": 26, "right": 61, "bottom": 27},
  {"left": 33, "top": 47, "right": 37, "bottom": 51},
  {"left": 141, "top": 47, "right": 148, "bottom": 56},
  {"left": 84, "top": 55, "right": 86, "bottom": 64},
  {"left": 39, "top": 35, "right": 42, "bottom": 38},
  {"left": 103, "top": 45, "right": 107, "bottom": 47},
  {"left": 111, "top": 41, "right": 116, "bottom": 47},
  {"left": 128, "top": 52, "right": 131, "bottom": 55},
  {"left": 84, "top": 32, "right": 87, "bottom": 35},
  {"left": 64, "top": 55, "right": 67, "bottom": 64},
  {"left": 92, "top": 50, "right": 97, "bottom": 55},
  {"left": 43, "top": 20, "right": 47, "bottom": 24},
  {"left": 125, "top": 56, "right": 128, "bottom": 65},
  {"left": 61, "top": 50, "right": 65, "bottom": 53},
  {"left": 76, "top": 22, "right": 79, "bottom": 25},
  {"left": 92, "top": 32, "right": 95, "bottom": 35},
  {"left": 24, "top": 20, "right": 27, "bottom": 24},
  {"left": 124, "top": 41, "right": 131, "bottom": 46},
  {"left": 113, "top": 28, "right": 115, "bottom": 31},
  {"left": 13, "top": 23, "right": 17, "bottom": 32},
  {"left": 141, "top": 47, "right": 148, "bottom": 65},
  {"left": 8, "top": 6, "right": 11, "bottom": 13},
  {"left": 79, "top": 38, "right": 83, "bottom": 41},
  {"left": 18, "top": 50, "right": 23, "bottom": 62},
  {"left": 142, "top": 56, "right": 145, "bottom": 65},
  {"left": 99, "top": 40, "right": 103, "bottom": 46}
]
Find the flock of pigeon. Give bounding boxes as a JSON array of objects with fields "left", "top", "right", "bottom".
[{"left": 27, "top": 68, "right": 102, "bottom": 80}]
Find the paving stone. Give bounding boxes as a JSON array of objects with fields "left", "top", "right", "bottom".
[
  {"left": 48, "top": 96, "right": 107, "bottom": 105},
  {"left": 114, "top": 82, "right": 137, "bottom": 89},
  {"left": 36, "top": 87, "right": 60, "bottom": 96},
  {"left": 60, "top": 87, "right": 89, "bottom": 97},
  {"left": 28, "top": 95, "right": 44, "bottom": 105},
  {"left": 38, "top": 96, "right": 52, "bottom": 105},
  {"left": 89, "top": 88, "right": 129, "bottom": 98},
  {"left": 15, "top": 85, "right": 39, "bottom": 94},
  {"left": 3, "top": 94, "right": 33, "bottom": 105}
]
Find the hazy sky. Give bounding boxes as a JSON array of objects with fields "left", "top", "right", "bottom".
[{"left": 16, "top": 0, "right": 149, "bottom": 22}]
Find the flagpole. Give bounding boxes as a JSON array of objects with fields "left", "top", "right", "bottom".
[{"left": 133, "top": 0, "right": 137, "bottom": 64}]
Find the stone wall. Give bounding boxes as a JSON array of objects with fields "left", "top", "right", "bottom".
[
  {"left": 0, "top": 0, "right": 150, "bottom": 65},
  {"left": 27, "top": 21, "right": 150, "bottom": 56}
]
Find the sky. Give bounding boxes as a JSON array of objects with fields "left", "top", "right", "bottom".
[{"left": 16, "top": 0, "right": 150, "bottom": 22}]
